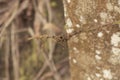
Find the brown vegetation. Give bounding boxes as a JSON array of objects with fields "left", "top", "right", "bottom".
[{"left": 0, "top": 0, "right": 70, "bottom": 80}]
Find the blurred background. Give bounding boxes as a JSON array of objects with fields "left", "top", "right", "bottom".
[{"left": 0, "top": 0, "right": 70, "bottom": 80}]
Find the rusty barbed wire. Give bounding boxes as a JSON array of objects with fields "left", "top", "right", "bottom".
[{"left": 27, "top": 27, "right": 98, "bottom": 42}]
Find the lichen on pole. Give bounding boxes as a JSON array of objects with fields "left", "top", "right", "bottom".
[{"left": 63, "top": 0, "right": 120, "bottom": 80}]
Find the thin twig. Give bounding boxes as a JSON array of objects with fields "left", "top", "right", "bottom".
[
  {"left": 11, "top": 22, "right": 19, "bottom": 80},
  {"left": 17, "top": 0, "right": 30, "bottom": 15},
  {"left": 5, "top": 33, "right": 10, "bottom": 80},
  {"left": 39, "top": 58, "right": 68, "bottom": 80},
  {"left": 32, "top": 0, "right": 47, "bottom": 24},
  {"left": 45, "top": 0, "right": 52, "bottom": 22},
  {"left": 33, "top": 63, "right": 48, "bottom": 80},
  {"left": 40, "top": 49, "right": 62, "bottom": 80},
  {"left": 0, "top": 0, "right": 19, "bottom": 38},
  {"left": 0, "top": 0, "right": 30, "bottom": 38}
]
